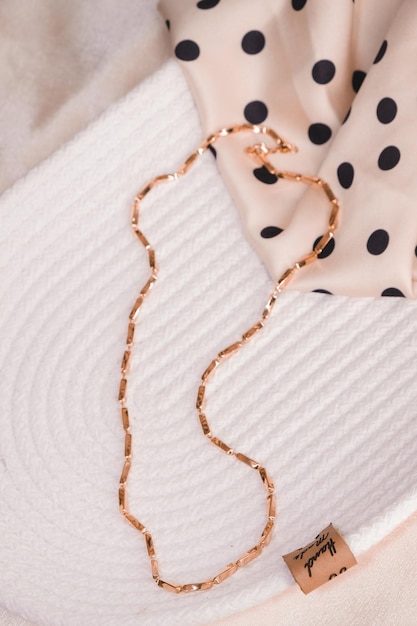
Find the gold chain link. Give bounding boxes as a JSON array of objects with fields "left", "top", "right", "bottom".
[{"left": 118, "top": 123, "right": 340, "bottom": 593}]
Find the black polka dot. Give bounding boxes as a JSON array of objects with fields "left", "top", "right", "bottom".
[
  {"left": 342, "top": 107, "right": 351, "bottom": 124},
  {"left": 165, "top": 19, "right": 171, "bottom": 30},
  {"left": 208, "top": 145, "right": 217, "bottom": 158},
  {"left": 242, "top": 31, "right": 265, "bottom": 54},
  {"left": 175, "top": 40, "right": 200, "bottom": 61},
  {"left": 376, "top": 97, "right": 397, "bottom": 124},
  {"left": 244, "top": 100, "right": 268, "bottom": 124},
  {"left": 197, "top": 0, "right": 220, "bottom": 8},
  {"left": 378, "top": 146, "right": 401, "bottom": 170},
  {"left": 367, "top": 229, "right": 389, "bottom": 255},
  {"left": 374, "top": 40, "right": 388, "bottom": 64},
  {"left": 308, "top": 123, "right": 332, "bottom": 145},
  {"left": 313, "top": 235, "right": 335, "bottom": 259},
  {"left": 352, "top": 70, "right": 366, "bottom": 93},
  {"left": 312, "top": 60, "right": 336, "bottom": 84},
  {"left": 260, "top": 226, "right": 283, "bottom": 238},
  {"left": 312, "top": 289, "right": 333, "bottom": 295},
  {"left": 253, "top": 166, "right": 278, "bottom": 184},
  {"left": 292, "top": 0, "right": 307, "bottom": 9},
  {"left": 381, "top": 288, "right": 405, "bottom": 297},
  {"left": 337, "top": 162, "right": 354, "bottom": 189}
]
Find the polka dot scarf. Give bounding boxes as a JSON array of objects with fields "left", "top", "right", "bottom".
[{"left": 160, "top": 0, "right": 417, "bottom": 298}]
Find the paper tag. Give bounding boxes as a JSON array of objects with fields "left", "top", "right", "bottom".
[{"left": 282, "top": 523, "right": 357, "bottom": 594}]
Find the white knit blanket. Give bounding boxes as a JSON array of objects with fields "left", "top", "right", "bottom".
[{"left": 0, "top": 60, "right": 416, "bottom": 626}]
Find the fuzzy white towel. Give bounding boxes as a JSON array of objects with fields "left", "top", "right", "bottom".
[
  {"left": 0, "top": 60, "right": 416, "bottom": 626},
  {"left": 0, "top": 0, "right": 169, "bottom": 195}
]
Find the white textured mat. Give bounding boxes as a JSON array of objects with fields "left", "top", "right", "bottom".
[{"left": 0, "top": 60, "right": 416, "bottom": 626}]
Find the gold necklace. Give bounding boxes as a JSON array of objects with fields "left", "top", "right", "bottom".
[{"left": 118, "top": 123, "right": 340, "bottom": 593}]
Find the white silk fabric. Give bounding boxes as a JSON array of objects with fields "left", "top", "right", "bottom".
[{"left": 160, "top": 0, "right": 417, "bottom": 297}]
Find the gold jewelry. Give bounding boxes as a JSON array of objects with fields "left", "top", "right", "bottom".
[{"left": 118, "top": 123, "right": 340, "bottom": 593}]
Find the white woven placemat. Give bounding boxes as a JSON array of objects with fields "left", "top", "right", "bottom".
[{"left": 0, "top": 60, "right": 416, "bottom": 626}]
